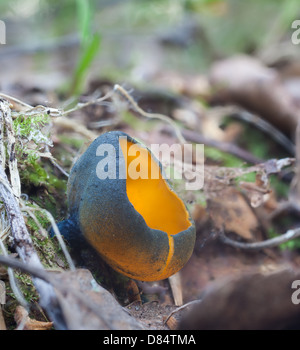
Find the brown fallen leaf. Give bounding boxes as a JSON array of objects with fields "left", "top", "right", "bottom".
[
  {"left": 0, "top": 253, "right": 144, "bottom": 330},
  {"left": 207, "top": 186, "right": 259, "bottom": 241},
  {"left": 209, "top": 55, "right": 299, "bottom": 136},
  {"left": 49, "top": 269, "right": 144, "bottom": 330},
  {"left": 204, "top": 158, "right": 294, "bottom": 240},
  {"left": 179, "top": 268, "right": 300, "bottom": 330},
  {"left": 14, "top": 306, "right": 53, "bottom": 330}
]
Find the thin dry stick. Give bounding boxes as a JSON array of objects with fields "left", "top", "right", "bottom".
[
  {"left": 164, "top": 299, "right": 202, "bottom": 325},
  {"left": 0, "top": 239, "right": 28, "bottom": 308},
  {"left": 61, "top": 89, "right": 115, "bottom": 116},
  {"left": 44, "top": 145, "right": 69, "bottom": 178},
  {"left": 20, "top": 202, "right": 75, "bottom": 271},
  {"left": 0, "top": 254, "right": 116, "bottom": 330},
  {"left": 114, "top": 84, "right": 186, "bottom": 144},
  {"left": 289, "top": 120, "right": 300, "bottom": 209},
  {"left": 42, "top": 209, "right": 76, "bottom": 271},
  {"left": 21, "top": 206, "right": 48, "bottom": 239},
  {"left": 237, "top": 110, "right": 295, "bottom": 155},
  {"left": 178, "top": 127, "right": 264, "bottom": 165},
  {"left": 267, "top": 117, "right": 300, "bottom": 217},
  {"left": 0, "top": 89, "right": 115, "bottom": 119},
  {"left": 2, "top": 87, "right": 186, "bottom": 149},
  {"left": 0, "top": 93, "right": 32, "bottom": 110},
  {"left": 0, "top": 162, "right": 66, "bottom": 329},
  {"left": 0, "top": 226, "right": 10, "bottom": 242},
  {"left": 4, "top": 100, "right": 21, "bottom": 198},
  {"left": 219, "top": 227, "right": 300, "bottom": 250},
  {"left": 168, "top": 273, "right": 183, "bottom": 306},
  {"left": 0, "top": 99, "right": 21, "bottom": 198},
  {"left": 0, "top": 101, "right": 6, "bottom": 169},
  {"left": 53, "top": 116, "right": 98, "bottom": 140}
]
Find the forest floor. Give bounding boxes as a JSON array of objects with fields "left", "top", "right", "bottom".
[{"left": 0, "top": 13, "right": 300, "bottom": 330}]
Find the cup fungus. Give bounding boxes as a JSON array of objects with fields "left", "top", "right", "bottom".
[{"left": 57, "top": 131, "right": 196, "bottom": 281}]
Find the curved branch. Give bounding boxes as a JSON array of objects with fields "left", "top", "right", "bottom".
[{"left": 219, "top": 227, "right": 300, "bottom": 250}]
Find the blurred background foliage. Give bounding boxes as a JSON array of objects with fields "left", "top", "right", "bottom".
[{"left": 0, "top": 0, "right": 299, "bottom": 95}]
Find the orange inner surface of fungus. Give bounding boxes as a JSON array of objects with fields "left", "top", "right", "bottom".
[{"left": 119, "top": 138, "right": 191, "bottom": 236}]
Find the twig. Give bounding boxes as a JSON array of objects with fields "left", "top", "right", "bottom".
[
  {"left": 0, "top": 102, "right": 6, "bottom": 169},
  {"left": 41, "top": 208, "right": 76, "bottom": 271},
  {"left": 235, "top": 110, "right": 295, "bottom": 156},
  {"left": 0, "top": 99, "right": 21, "bottom": 198},
  {"left": 44, "top": 145, "right": 69, "bottom": 178},
  {"left": 114, "top": 84, "right": 186, "bottom": 144},
  {"left": 1, "top": 89, "right": 115, "bottom": 119},
  {"left": 0, "top": 165, "right": 67, "bottom": 328},
  {"left": 21, "top": 205, "right": 48, "bottom": 239},
  {"left": 0, "top": 226, "right": 10, "bottom": 242},
  {"left": 289, "top": 120, "right": 300, "bottom": 207},
  {"left": 164, "top": 300, "right": 202, "bottom": 324},
  {"left": 162, "top": 126, "right": 263, "bottom": 164},
  {"left": 168, "top": 273, "right": 183, "bottom": 306},
  {"left": 0, "top": 239, "right": 28, "bottom": 308},
  {"left": 53, "top": 116, "right": 98, "bottom": 140},
  {"left": 20, "top": 202, "right": 75, "bottom": 271},
  {"left": 219, "top": 227, "right": 300, "bottom": 250},
  {"left": 61, "top": 89, "right": 115, "bottom": 116},
  {"left": 2, "top": 100, "right": 21, "bottom": 198},
  {"left": 2, "top": 86, "right": 186, "bottom": 149},
  {"left": 0, "top": 93, "right": 32, "bottom": 111},
  {"left": 0, "top": 254, "right": 116, "bottom": 330},
  {"left": 0, "top": 254, "right": 54, "bottom": 281}
]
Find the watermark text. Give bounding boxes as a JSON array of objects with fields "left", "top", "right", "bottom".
[
  {"left": 291, "top": 20, "right": 300, "bottom": 45},
  {"left": 0, "top": 20, "right": 5, "bottom": 44},
  {"left": 291, "top": 280, "right": 300, "bottom": 304},
  {"left": 95, "top": 137, "right": 204, "bottom": 190}
]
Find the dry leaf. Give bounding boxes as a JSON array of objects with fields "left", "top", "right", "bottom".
[
  {"left": 207, "top": 186, "right": 258, "bottom": 240},
  {"left": 204, "top": 158, "right": 294, "bottom": 239},
  {"left": 14, "top": 306, "right": 53, "bottom": 330},
  {"left": 209, "top": 55, "right": 299, "bottom": 135},
  {"left": 49, "top": 269, "right": 144, "bottom": 330},
  {"left": 179, "top": 268, "right": 300, "bottom": 330}
]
